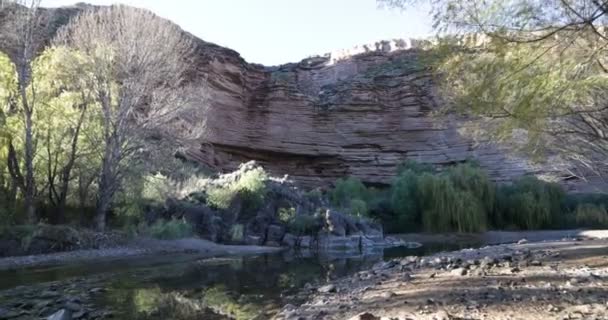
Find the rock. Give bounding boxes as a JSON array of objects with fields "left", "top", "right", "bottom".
[
  {"left": 64, "top": 302, "right": 80, "bottom": 312},
  {"left": 282, "top": 233, "right": 297, "bottom": 247},
  {"left": 88, "top": 287, "right": 105, "bottom": 294},
  {"left": 0, "top": 308, "right": 19, "bottom": 319},
  {"left": 244, "top": 235, "right": 262, "bottom": 246},
  {"left": 380, "top": 291, "right": 396, "bottom": 299},
  {"left": 317, "top": 284, "right": 337, "bottom": 293},
  {"left": 40, "top": 290, "right": 61, "bottom": 299},
  {"left": 323, "top": 210, "right": 347, "bottom": 236},
  {"left": 450, "top": 267, "right": 468, "bottom": 276},
  {"left": 348, "top": 312, "right": 380, "bottom": 320},
  {"left": 265, "top": 224, "right": 286, "bottom": 245},
  {"left": 47, "top": 309, "right": 71, "bottom": 320},
  {"left": 432, "top": 310, "right": 452, "bottom": 320},
  {"left": 298, "top": 236, "right": 312, "bottom": 248}
]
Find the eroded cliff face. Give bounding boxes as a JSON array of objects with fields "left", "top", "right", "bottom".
[
  {"left": 186, "top": 39, "right": 562, "bottom": 188},
  {"left": 0, "top": 3, "right": 582, "bottom": 190}
]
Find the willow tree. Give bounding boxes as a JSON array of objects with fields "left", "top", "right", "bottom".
[
  {"left": 55, "top": 5, "right": 201, "bottom": 230},
  {"left": 381, "top": 0, "right": 608, "bottom": 178}
]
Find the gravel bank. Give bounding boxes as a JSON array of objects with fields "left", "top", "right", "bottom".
[
  {"left": 0, "top": 237, "right": 282, "bottom": 271},
  {"left": 275, "top": 238, "right": 608, "bottom": 320}
]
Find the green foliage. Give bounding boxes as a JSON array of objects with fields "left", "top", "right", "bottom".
[
  {"left": 496, "top": 177, "right": 565, "bottom": 230},
  {"left": 288, "top": 214, "right": 320, "bottom": 235},
  {"left": 575, "top": 204, "right": 608, "bottom": 228},
  {"left": 390, "top": 170, "right": 421, "bottom": 229},
  {"left": 278, "top": 207, "right": 319, "bottom": 235},
  {"left": 349, "top": 198, "right": 369, "bottom": 217},
  {"left": 278, "top": 207, "right": 296, "bottom": 224},
  {"left": 417, "top": 173, "right": 487, "bottom": 233},
  {"left": 330, "top": 177, "right": 369, "bottom": 208},
  {"left": 207, "top": 186, "right": 236, "bottom": 210},
  {"left": 203, "top": 285, "right": 262, "bottom": 320},
  {"left": 147, "top": 218, "right": 193, "bottom": 240},
  {"left": 207, "top": 168, "right": 268, "bottom": 211}
]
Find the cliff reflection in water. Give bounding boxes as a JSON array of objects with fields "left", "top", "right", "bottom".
[{"left": 99, "top": 250, "right": 384, "bottom": 319}]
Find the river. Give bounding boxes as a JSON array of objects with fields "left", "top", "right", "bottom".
[{"left": 0, "top": 241, "right": 481, "bottom": 320}]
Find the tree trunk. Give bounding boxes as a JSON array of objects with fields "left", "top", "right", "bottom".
[
  {"left": 95, "top": 169, "right": 112, "bottom": 231},
  {"left": 95, "top": 140, "right": 117, "bottom": 231}
]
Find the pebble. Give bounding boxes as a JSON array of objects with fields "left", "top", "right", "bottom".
[
  {"left": 318, "top": 284, "right": 337, "bottom": 293},
  {"left": 450, "top": 267, "right": 468, "bottom": 276}
]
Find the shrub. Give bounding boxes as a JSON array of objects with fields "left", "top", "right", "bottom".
[
  {"left": 330, "top": 177, "right": 369, "bottom": 208},
  {"left": 446, "top": 163, "right": 495, "bottom": 214},
  {"left": 207, "top": 168, "right": 268, "bottom": 211},
  {"left": 390, "top": 170, "right": 421, "bottom": 229},
  {"left": 575, "top": 203, "right": 608, "bottom": 228},
  {"left": 288, "top": 214, "right": 320, "bottom": 235},
  {"left": 496, "top": 176, "right": 564, "bottom": 229},
  {"left": 278, "top": 207, "right": 296, "bottom": 224},
  {"left": 417, "top": 173, "right": 486, "bottom": 233},
  {"left": 207, "top": 186, "right": 236, "bottom": 210},
  {"left": 147, "top": 218, "right": 193, "bottom": 240},
  {"left": 349, "top": 199, "right": 369, "bottom": 217}
]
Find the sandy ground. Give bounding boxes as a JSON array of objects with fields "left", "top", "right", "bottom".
[
  {"left": 275, "top": 238, "right": 608, "bottom": 320},
  {"left": 0, "top": 237, "right": 282, "bottom": 271}
]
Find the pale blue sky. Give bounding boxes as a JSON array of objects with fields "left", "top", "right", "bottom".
[{"left": 41, "top": 0, "right": 432, "bottom": 65}]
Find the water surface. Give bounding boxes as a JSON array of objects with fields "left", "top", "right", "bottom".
[{"left": 0, "top": 241, "right": 481, "bottom": 319}]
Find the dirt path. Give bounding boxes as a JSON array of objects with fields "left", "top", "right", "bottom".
[
  {"left": 0, "top": 237, "right": 282, "bottom": 271},
  {"left": 275, "top": 239, "right": 608, "bottom": 320}
]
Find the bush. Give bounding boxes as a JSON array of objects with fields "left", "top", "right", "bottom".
[
  {"left": 207, "top": 186, "right": 237, "bottom": 210},
  {"left": 288, "top": 214, "right": 320, "bottom": 235},
  {"left": 417, "top": 173, "right": 487, "bottom": 233},
  {"left": 330, "top": 177, "right": 369, "bottom": 208},
  {"left": 207, "top": 168, "right": 268, "bottom": 211},
  {"left": 349, "top": 199, "right": 369, "bottom": 217},
  {"left": 390, "top": 170, "right": 421, "bottom": 230},
  {"left": 147, "top": 218, "right": 193, "bottom": 240},
  {"left": 496, "top": 176, "right": 564, "bottom": 229},
  {"left": 575, "top": 203, "right": 608, "bottom": 228}
]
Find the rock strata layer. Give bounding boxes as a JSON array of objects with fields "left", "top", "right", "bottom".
[
  {"left": 186, "top": 38, "right": 587, "bottom": 189},
  {"left": 2, "top": 5, "right": 594, "bottom": 190}
]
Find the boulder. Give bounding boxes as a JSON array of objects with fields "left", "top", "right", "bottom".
[
  {"left": 47, "top": 309, "right": 72, "bottom": 320},
  {"left": 265, "top": 224, "right": 286, "bottom": 244},
  {"left": 323, "top": 210, "right": 346, "bottom": 236},
  {"left": 244, "top": 235, "right": 262, "bottom": 246},
  {"left": 282, "top": 233, "right": 297, "bottom": 247},
  {"left": 298, "top": 236, "right": 312, "bottom": 248}
]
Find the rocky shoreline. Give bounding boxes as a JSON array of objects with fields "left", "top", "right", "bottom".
[{"left": 275, "top": 238, "right": 608, "bottom": 320}]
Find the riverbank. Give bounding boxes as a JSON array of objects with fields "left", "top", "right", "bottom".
[
  {"left": 0, "top": 237, "right": 282, "bottom": 271},
  {"left": 275, "top": 238, "right": 608, "bottom": 320}
]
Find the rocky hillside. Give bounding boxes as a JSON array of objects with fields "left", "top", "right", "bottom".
[
  {"left": 4, "top": 4, "right": 595, "bottom": 191},
  {"left": 185, "top": 38, "right": 589, "bottom": 189}
]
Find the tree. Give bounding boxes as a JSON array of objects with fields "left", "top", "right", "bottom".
[
  {"left": 55, "top": 5, "right": 203, "bottom": 230},
  {"left": 380, "top": 0, "right": 608, "bottom": 178},
  {"left": 0, "top": 0, "right": 49, "bottom": 223},
  {"left": 33, "top": 47, "right": 96, "bottom": 223}
]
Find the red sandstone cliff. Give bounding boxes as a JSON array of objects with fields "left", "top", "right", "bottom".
[{"left": 185, "top": 39, "right": 575, "bottom": 188}]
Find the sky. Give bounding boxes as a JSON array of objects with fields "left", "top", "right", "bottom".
[{"left": 41, "top": 0, "right": 433, "bottom": 66}]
